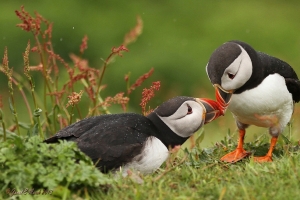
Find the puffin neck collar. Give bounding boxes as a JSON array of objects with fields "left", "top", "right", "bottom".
[{"left": 146, "top": 112, "right": 189, "bottom": 149}]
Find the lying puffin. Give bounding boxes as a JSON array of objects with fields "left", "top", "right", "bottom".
[
  {"left": 206, "top": 40, "right": 300, "bottom": 162},
  {"left": 45, "top": 96, "right": 222, "bottom": 175}
]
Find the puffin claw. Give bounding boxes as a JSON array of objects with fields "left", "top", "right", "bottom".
[
  {"left": 221, "top": 148, "right": 251, "bottom": 163},
  {"left": 253, "top": 156, "right": 272, "bottom": 162}
]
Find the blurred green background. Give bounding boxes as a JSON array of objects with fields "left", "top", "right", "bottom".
[{"left": 1, "top": 0, "right": 300, "bottom": 146}]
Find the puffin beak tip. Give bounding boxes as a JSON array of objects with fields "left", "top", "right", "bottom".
[
  {"left": 213, "top": 84, "right": 233, "bottom": 114},
  {"left": 196, "top": 98, "right": 223, "bottom": 124}
]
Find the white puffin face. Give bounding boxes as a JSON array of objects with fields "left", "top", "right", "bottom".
[
  {"left": 158, "top": 100, "right": 204, "bottom": 137},
  {"left": 221, "top": 45, "right": 253, "bottom": 91}
]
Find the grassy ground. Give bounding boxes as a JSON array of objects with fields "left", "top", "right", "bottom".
[
  {"left": 89, "top": 129, "right": 300, "bottom": 200},
  {"left": 2, "top": 128, "right": 300, "bottom": 200},
  {"left": 93, "top": 128, "right": 300, "bottom": 199}
]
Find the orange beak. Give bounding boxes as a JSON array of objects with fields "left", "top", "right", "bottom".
[
  {"left": 213, "top": 84, "right": 232, "bottom": 115},
  {"left": 196, "top": 98, "right": 224, "bottom": 124}
]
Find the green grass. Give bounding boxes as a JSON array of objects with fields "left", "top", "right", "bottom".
[
  {"left": 90, "top": 130, "right": 300, "bottom": 200},
  {"left": 1, "top": 129, "right": 300, "bottom": 199}
]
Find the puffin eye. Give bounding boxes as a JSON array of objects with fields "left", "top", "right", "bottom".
[
  {"left": 228, "top": 73, "right": 235, "bottom": 79},
  {"left": 187, "top": 104, "right": 193, "bottom": 115}
]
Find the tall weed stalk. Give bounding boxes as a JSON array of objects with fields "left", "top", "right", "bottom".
[{"left": 0, "top": 6, "right": 157, "bottom": 140}]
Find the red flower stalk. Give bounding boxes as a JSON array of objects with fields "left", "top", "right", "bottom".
[
  {"left": 103, "top": 92, "right": 129, "bottom": 111},
  {"left": 47, "top": 90, "right": 65, "bottom": 99},
  {"left": 64, "top": 73, "right": 88, "bottom": 89},
  {"left": 127, "top": 68, "right": 154, "bottom": 94},
  {"left": 124, "top": 74, "right": 130, "bottom": 82},
  {"left": 28, "top": 64, "right": 43, "bottom": 72},
  {"left": 15, "top": 5, "right": 42, "bottom": 35},
  {"left": 43, "top": 21, "right": 53, "bottom": 40},
  {"left": 69, "top": 53, "right": 99, "bottom": 76},
  {"left": 30, "top": 46, "right": 38, "bottom": 52},
  {"left": 89, "top": 92, "right": 129, "bottom": 114},
  {"left": 1, "top": 47, "right": 13, "bottom": 91},
  {"left": 123, "top": 15, "right": 143, "bottom": 46},
  {"left": 111, "top": 45, "right": 129, "bottom": 57},
  {"left": 140, "top": 81, "right": 161, "bottom": 115},
  {"left": 66, "top": 90, "right": 84, "bottom": 108},
  {"left": 80, "top": 35, "right": 88, "bottom": 55},
  {"left": 46, "top": 49, "right": 70, "bottom": 72},
  {"left": 84, "top": 86, "right": 95, "bottom": 101},
  {"left": 1, "top": 47, "right": 9, "bottom": 71},
  {"left": 23, "top": 40, "right": 31, "bottom": 79}
]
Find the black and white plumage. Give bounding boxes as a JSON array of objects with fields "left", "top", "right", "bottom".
[
  {"left": 45, "top": 96, "right": 222, "bottom": 175},
  {"left": 206, "top": 40, "right": 300, "bottom": 162}
]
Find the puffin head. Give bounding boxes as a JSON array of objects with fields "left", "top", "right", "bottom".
[
  {"left": 206, "top": 41, "right": 254, "bottom": 113},
  {"left": 152, "top": 96, "right": 222, "bottom": 138}
]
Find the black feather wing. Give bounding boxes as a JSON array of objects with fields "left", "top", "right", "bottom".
[
  {"left": 258, "top": 52, "right": 300, "bottom": 102},
  {"left": 285, "top": 78, "right": 300, "bottom": 102},
  {"left": 44, "top": 113, "right": 159, "bottom": 172},
  {"left": 258, "top": 52, "right": 298, "bottom": 79}
]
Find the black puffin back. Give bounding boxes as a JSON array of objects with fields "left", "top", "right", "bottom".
[
  {"left": 45, "top": 113, "right": 159, "bottom": 172},
  {"left": 257, "top": 52, "right": 300, "bottom": 102},
  {"left": 257, "top": 52, "right": 298, "bottom": 80}
]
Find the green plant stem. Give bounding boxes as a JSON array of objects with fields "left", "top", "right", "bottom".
[
  {"left": 34, "top": 34, "right": 58, "bottom": 136},
  {"left": 75, "top": 104, "right": 82, "bottom": 119},
  {"left": 93, "top": 64, "right": 107, "bottom": 115},
  {"left": 20, "top": 88, "right": 34, "bottom": 124},
  {"left": 96, "top": 63, "right": 108, "bottom": 96},
  {"left": 126, "top": 76, "right": 131, "bottom": 95},
  {"left": 12, "top": 78, "right": 34, "bottom": 125},
  {"left": 96, "top": 53, "right": 116, "bottom": 95},
  {"left": 26, "top": 73, "right": 45, "bottom": 139},
  {"left": 9, "top": 94, "right": 20, "bottom": 136},
  {"left": 48, "top": 42, "right": 59, "bottom": 89},
  {"left": 34, "top": 109, "right": 44, "bottom": 139},
  {"left": 69, "top": 106, "right": 75, "bottom": 125},
  {"left": 34, "top": 35, "right": 51, "bottom": 103},
  {"left": 87, "top": 96, "right": 111, "bottom": 117},
  {"left": 1, "top": 121, "right": 6, "bottom": 141},
  {"left": 53, "top": 101, "right": 59, "bottom": 133},
  {"left": 0, "top": 109, "right": 6, "bottom": 141},
  {"left": 125, "top": 72, "right": 131, "bottom": 111},
  {"left": 37, "top": 115, "right": 44, "bottom": 139},
  {"left": 93, "top": 52, "right": 117, "bottom": 116}
]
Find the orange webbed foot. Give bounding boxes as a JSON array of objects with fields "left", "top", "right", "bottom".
[
  {"left": 253, "top": 137, "right": 277, "bottom": 163},
  {"left": 253, "top": 155, "right": 273, "bottom": 162},
  {"left": 221, "top": 148, "right": 251, "bottom": 163}
]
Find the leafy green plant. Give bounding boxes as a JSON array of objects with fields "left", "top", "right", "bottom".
[{"left": 0, "top": 135, "right": 112, "bottom": 199}]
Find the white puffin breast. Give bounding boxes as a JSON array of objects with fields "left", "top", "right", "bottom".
[
  {"left": 228, "top": 73, "right": 294, "bottom": 130},
  {"left": 121, "top": 136, "right": 169, "bottom": 176}
]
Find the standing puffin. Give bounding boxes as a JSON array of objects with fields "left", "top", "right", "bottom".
[
  {"left": 45, "top": 96, "right": 222, "bottom": 175},
  {"left": 206, "top": 40, "right": 300, "bottom": 162}
]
